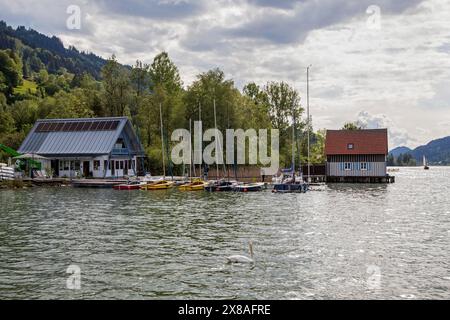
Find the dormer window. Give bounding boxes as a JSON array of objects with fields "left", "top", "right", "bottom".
[{"left": 347, "top": 143, "right": 354, "bottom": 150}]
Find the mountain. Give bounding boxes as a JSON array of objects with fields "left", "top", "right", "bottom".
[
  {"left": 0, "top": 20, "right": 108, "bottom": 79},
  {"left": 390, "top": 136, "right": 450, "bottom": 165}
]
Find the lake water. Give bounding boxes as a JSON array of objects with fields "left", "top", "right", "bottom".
[{"left": 0, "top": 167, "right": 449, "bottom": 299}]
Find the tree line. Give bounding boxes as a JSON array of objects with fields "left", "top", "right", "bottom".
[{"left": 0, "top": 49, "right": 325, "bottom": 174}]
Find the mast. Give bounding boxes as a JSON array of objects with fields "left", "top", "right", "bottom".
[
  {"left": 159, "top": 103, "right": 166, "bottom": 179},
  {"left": 199, "top": 102, "right": 202, "bottom": 179},
  {"left": 292, "top": 102, "right": 296, "bottom": 182},
  {"left": 213, "top": 98, "right": 220, "bottom": 180},
  {"left": 189, "top": 118, "right": 193, "bottom": 181},
  {"left": 307, "top": 65, "right": 312, "bottom": 182}
]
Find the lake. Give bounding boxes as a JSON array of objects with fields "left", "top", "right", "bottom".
[{"left": 0, "top": 167, "right": 449, "bottom": 299}]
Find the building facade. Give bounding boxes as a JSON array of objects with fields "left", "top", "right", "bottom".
[
  {"left": 18, "top": 117, "right": 145, "bottom": 178},
  {"left": 325, "top": 129, "right": 391, "bottom": 182}
]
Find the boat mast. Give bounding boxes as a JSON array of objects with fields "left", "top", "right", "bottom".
[
  {"left": 307, "top": 65, "right": 312, "bottom": 182},
  {"left": 189, "top": 118, "right": 193, "bottom": 181},
  {"left": 199, "top": 101, "right": 202, "bottom": 179},
  {"left": 159, "top": 103, "right": 166, "bottom": 179},
  {"left": 292, "top": 102, "right": 296, "bottom": 182},
  {"left": 213, "top": 98, "right": 220, "bottom": 180}
]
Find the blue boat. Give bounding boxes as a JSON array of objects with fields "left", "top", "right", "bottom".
[{"left": 272, "top": 168, "right": 308, "bottom": 193}]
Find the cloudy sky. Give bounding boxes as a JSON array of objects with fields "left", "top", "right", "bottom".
[{"left": 1, "top": 0, "right": 450, "bottom": 148}]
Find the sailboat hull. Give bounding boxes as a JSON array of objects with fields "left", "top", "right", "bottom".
[{"left": 272, "top": 183, "right": 308, "bottom": 193}]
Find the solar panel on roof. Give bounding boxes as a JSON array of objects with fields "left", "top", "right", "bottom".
[
  {"left": 91, "top": 121, "right": 101, "bottom": 131},
  {"left": 48, "top": 122, "right": 58, "bottom": 131},
  {"left": 34, "top": 120, "right": 122, "bottom": 133},
  {"left": 68, "top": 122, "right": 78, "bottom": 131},
  {"left": 97, "top": 121, "right": 106, "bottom": 130}
]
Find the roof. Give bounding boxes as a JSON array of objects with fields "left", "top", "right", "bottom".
[
  {"left": 325, "top": 129, "right": 388, "bottom": 155},
  {"left": 18, "top": 117, "right": 145, "bottom": 156}
]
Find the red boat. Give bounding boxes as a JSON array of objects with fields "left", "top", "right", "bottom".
[{"left": 113, "top": 182, "right": 143, "bottom": 190}]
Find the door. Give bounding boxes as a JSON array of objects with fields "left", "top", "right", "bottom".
[
  {"left": 51, "top": 160, "right": 59, "bottom": 177},
  {"left": 83, "top": 161, "right": 90, "bottom": 177}
]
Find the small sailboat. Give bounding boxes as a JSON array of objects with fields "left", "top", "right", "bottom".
[
  {"left": 423, "top": 155, "right": 430, "bottom": 170},
  {"left": 272, "top": 168, "right": 308, "bottom": 193},
  {"left": 141, "top": 103, "right": 175, "bottom": 190},
  {"left": 179, "top": 178, "right": 208, "bottom": 191},
  {"left": 141, "top": 180, "right": 174, "bottom": 190},
  {"left": 113, "top": 180, "right": 145, "bottom": 190},
  {"left": 204, "top": 179, "right": 236, "bottom": 192},
  {"left": 272, "top": 74, "right": 309, "bottom": 194},
  {"left": 233, "top": 182, "right": 265, "bottom": 192}
]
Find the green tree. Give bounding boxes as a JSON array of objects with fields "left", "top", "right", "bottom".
[
  {"left": 0, "top": 93, "right": 14, "bottom": 135},
  {"left": 149, "top": 52, "right": 182, "bottom": 94},
  {"left": 101, "top": 55, "right": 131, "bottom": 116},
  {"left": 0, "top": 49, "right": 23, "bottom": 97},
  {"left": 342, "top": 121, "right": 364, "bottom": 130}
]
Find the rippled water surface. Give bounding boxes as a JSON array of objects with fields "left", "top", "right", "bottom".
[{"left": 1, "top": 167, "right": 449, "bottom": 299}]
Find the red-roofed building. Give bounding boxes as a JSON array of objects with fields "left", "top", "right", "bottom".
[{"left": 325, "top": 129, "right": 391, "bottom": 182}]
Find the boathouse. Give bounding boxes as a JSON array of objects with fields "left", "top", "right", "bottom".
[
  {"left": 325, "top": 129, "right": 394, "bottom": 183},
  {"left": 18, "top": 117, "right": 145, "bottom": 178}
]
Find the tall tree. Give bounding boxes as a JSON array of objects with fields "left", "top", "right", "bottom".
[{"left": 101, "top": 54, "right": 131, "bottom": 116}]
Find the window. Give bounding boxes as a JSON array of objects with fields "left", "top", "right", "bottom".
[
  {"left": 104, "top": 160, "right": 108, "bottom": 171},
  {"left": 120, "top": 161, "right": 124, "bottom": 170},
  {"left": 116, "top": 161, "right": 120, "bottom": 170},
  {"left": 128, "top": 160, "right": 132, "bottom": 169},
  {"left": 64, "top": 161, "right": 70, "bottom": 171},
  {"left": 360, "top": 162, "right": 368, "bottom": 171},
  {"left": 94, "top": 160, "right": 100, "bottom": 171},
  {"left": 347, "top": 143, "right": 354, "bottom": 150},
  {"left": 344, "top": 162, "right": 352, "bottom": 171},
  {"left": 74, "top": 161, "right": 80, "bottom": 171}
]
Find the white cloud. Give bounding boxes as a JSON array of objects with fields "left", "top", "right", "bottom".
[{"left": 356, "top": 111, "right": 417, "bottom": 148}]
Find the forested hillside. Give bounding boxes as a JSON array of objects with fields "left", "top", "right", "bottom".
[
  {"left": 0, "top": 21, "right": 324, "bottom": 174},
  {"left": 0, "top": 21, "right": 107, "bottom": 79}
]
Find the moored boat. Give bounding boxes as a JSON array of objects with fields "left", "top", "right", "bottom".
[
  {"left": 113, "top": 181, "right": 145, "bottom": 190},
  {"left": 272, "top": 169, "right": 308, "bottom": 193},
  {"left": 140, "top": 180, "right": 174, "bottom": 190},
  {"left": 233, "top": 182, "right": 265, "bottom": 192},
  {"left": 204, "top": 179, "right": 236, "bottom": 192},
  {"left": 178, "top": 179, "right": 208, "bottom": 191}
]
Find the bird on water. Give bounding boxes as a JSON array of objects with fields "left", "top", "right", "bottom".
[{"left": 226, "top": 241, "right": 255, "bottom": 264}]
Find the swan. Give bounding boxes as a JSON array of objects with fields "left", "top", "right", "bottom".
[{"left": 226, "top": 241, "right": 254, "bottom": 264}]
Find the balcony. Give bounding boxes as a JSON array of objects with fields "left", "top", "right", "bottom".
[{"left": 112, "top": 148, "right": 130, "bottom": 155}]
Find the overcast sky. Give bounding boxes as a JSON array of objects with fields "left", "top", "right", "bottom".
[{"left": 1, "top": 0, "right": 449, "bottom": 148}]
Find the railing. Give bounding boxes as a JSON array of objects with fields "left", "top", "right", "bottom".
[{"left": 112, "top": 148, "right": 129, "bottom": 155}]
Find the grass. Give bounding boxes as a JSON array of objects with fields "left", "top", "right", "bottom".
[{"left": 13, "top": 79, "right": 38, "bottom": 95}]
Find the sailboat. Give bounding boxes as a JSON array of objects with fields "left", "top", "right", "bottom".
[
  {"left": 272, "top": 68, "right": 310, "bottom": 194},
  {"left": 423, "top": 155, "right": 430, "bottom": 170},
  {"left": 179, "top": 118, "right": 208, "bottom": 191},
  {"left": 141, "top": 103, "right": 174, "bottom": 190}
]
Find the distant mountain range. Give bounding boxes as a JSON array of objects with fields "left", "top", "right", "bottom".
[
  {"left": 0, "top": 20, "right": 108, "bottom": 79},
  {"left": 390, "top": 136, "right": 450, "bottom": 165}
]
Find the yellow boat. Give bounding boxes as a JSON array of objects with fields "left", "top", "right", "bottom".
[
  {"left": 178, "top": 179, "right": 207, "bottom": 191},
  {"left": 140, "top": 180, "right": 174, "bottom": 190}
]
